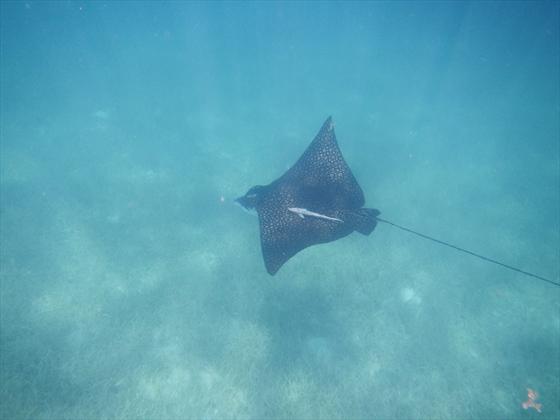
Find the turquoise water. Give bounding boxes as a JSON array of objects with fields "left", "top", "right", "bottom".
[{"left": 1, "top": 1, "right": 559, "bottom": 419}]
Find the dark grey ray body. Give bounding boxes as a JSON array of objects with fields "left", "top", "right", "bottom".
[{"left": 237, "top": 117, "right": 380, "bottom": 275}]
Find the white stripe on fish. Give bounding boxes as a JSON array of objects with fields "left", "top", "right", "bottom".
[{"left": 288, "top": 207, "right": 343, "bottom": 223}]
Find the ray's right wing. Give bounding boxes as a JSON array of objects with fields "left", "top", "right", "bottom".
[{"left": 280, "top": 116, "right": 365, "bottom": 210}]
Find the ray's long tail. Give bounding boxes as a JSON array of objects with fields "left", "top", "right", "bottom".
[{"left": 376, "top": 217, "right": 560, "bottom": 288}]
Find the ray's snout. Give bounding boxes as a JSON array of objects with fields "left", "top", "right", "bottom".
[
  {"left": 234, "top": 195, "right": 250, "bottom": 209},
  {"left": 236, "top": 185, "right": 265, "bottom": 210}
]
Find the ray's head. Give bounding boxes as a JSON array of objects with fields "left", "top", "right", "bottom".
[{"left": 235, "top": 185, "right": 266, "bottom": 210}]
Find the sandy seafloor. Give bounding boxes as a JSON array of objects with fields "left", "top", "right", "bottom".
[{"left": 1, "top": 1, "right": 559, "bottom": 419}]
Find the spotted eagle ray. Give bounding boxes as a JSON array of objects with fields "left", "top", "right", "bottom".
[{"left": 236, "top": 117, "right": 559, "bottom": 286}]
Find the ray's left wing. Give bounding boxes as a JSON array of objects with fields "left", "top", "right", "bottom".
[{"left": 257, "top": 197, "right": 354, "bottom": 275}]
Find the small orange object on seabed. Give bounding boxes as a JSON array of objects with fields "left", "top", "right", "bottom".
[{"left": 522, "top": 388, "right": 542, "bottom": 413}]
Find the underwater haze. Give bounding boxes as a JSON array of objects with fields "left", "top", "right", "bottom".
[{"left": 1, "top": 1, "right": 559, "bottom": 419}]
